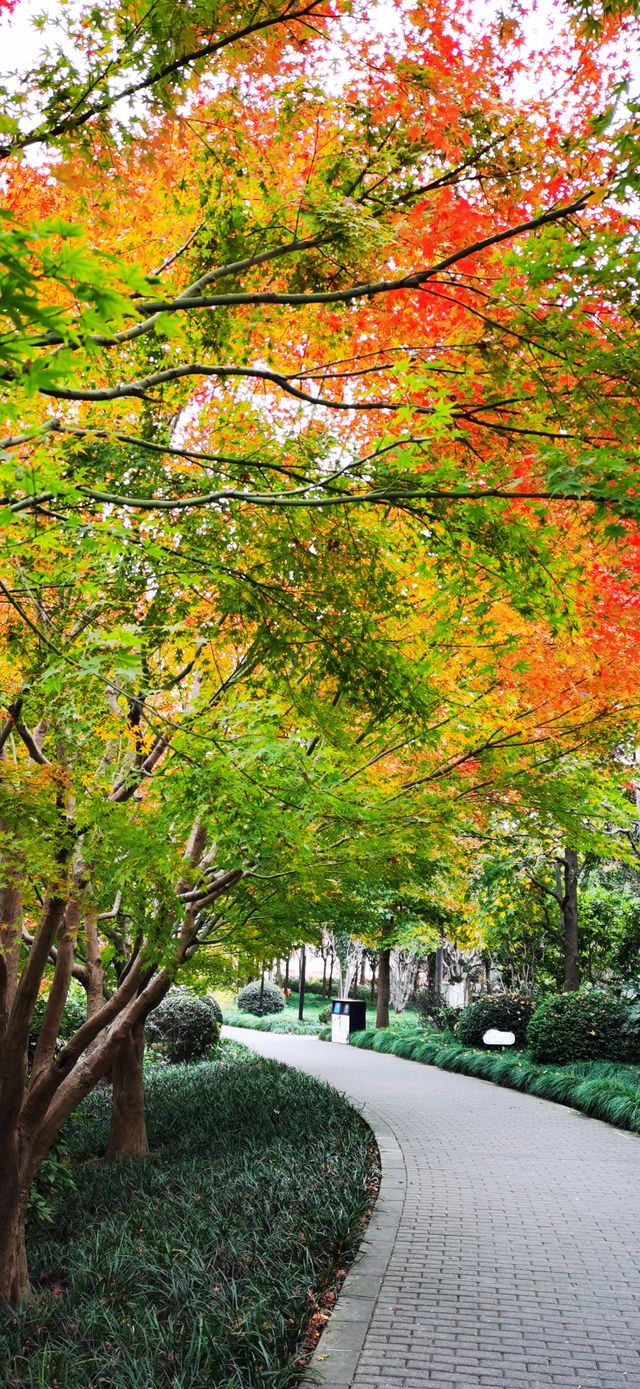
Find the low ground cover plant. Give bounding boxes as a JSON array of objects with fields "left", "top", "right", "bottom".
[
  {"left": 225, "top": 1010, "right": 323, "bottom": 1035},
  {"left": 236, "top": 979, "right": 286, "bottom": 1016},
  {"left": 527, "top": 990, "right": 630, "bottom": 1064},
  {"left": 226, "top": 991, "right": 416, "bottom": 1036},
  {"left": 349, "top": 1028, "right": 640, "bottom": 1133},
  {"left": 456, "top": 992, "right": 535, "bottom": 1048},
  {"left": 3, "top": 1045, "right": 375, "bottom": 1389}
]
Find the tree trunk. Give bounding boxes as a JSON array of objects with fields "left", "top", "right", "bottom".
[
  {"left": 376, "top": 948, "right": 391, "bottom": 1029},
  {"left": 563, "top": 848, "right": 580, "bottom": 992},
  {"left": 298, "top": 945, "right": 306, "bottom": 1021},
  {"left": 359, "top": 958, "right": 366, "bottom": 985},
  {"left": 434, "top": 945, "right": 444, "bottom": 998},
  {"left": 370, "top": 959, "right": 376, "bottom": 999},
  {"left": 0, "top": 1134, "right": 29, "bottom": 1305},
  {"left": 327, "top": 950, "right": 334, "bottom": 998},
  {"left": 106, "top": 1020, "right": 149, "bottom": 1159}
]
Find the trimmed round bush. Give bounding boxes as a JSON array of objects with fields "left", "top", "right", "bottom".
[
  {"left": 527, "top": 991, "right": 629, "bottom": 1064},
  {"left": 318, "top": 1005, "right": 332, "bottom": 1024},
  {"left": 202, "top": 994, "right": 223, "bottom": 1025},
  {"left": 146, "top": 989, "right": 220, "bottom": 1063},
  {"left": 236, "top": 979, "right": 286, "bottom": 1016},
  {"left": 456, "top": 992, "right": 534, "bottom": 1048}
]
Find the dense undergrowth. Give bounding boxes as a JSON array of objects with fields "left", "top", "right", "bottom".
[
  {"left": 349, "top": 1029, "right": 640, "bottom": 1134},
  {"left": 2, "top": 1043, "right": 375, "bottom": 1389}
]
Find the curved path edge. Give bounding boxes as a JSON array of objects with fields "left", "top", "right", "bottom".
[
  {"left": 299, "top": 1095, "right": 406, "bottom": 1389},
  {"left": 223, "top": 1025, "right": 640, "bottom": 1389},
  {"left": 224, "top": 1026, "right": 407, "bottom": 1388}
]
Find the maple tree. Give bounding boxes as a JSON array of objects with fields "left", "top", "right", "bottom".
[{"left": 2, "top": 0, "right": 640, "bottom": 1311}]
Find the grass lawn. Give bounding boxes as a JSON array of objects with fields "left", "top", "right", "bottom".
[
  {"left": 221, "top": 988, "right": 421, "bottom": 1034},
  {"left": 2, "top": 1041, "right": 377, "bottom": 1389},
  {"left": 350, "top": 1027, "right": 640, "bottom": 1134}
]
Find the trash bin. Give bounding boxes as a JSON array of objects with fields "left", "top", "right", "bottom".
[{"left": 331, "top": 998, "right": 367, "bottom": 1044}]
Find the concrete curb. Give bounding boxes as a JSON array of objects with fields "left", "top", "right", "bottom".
[
  {"left": 300, "top": 1099, "right": 407, "bottom": 1389},
  {"left": 222, "top": 1027, "right": 406, "bottom": 1389}
]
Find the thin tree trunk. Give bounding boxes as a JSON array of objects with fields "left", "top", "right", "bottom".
[
  {"left": 327, "top": 950, "right": 334, "bottom": 998},
  {"left": 0, "top": 1133, "right": 29, "bottom": 1305},
  {"left": 106, "top": 1019, "right": 149, "bottom": 1159},
  {"left": 359, "top": 958, "right": 366, "bottom": 985},
  {"left": 563, "top": 848, "right": 580, "bottom": 991},
  {"left": 434, "top": 945, "right": 444, "bottom": 998},
  {"left": 321, "top": 954, "right": 327, "bottom": 997},
  {"left": 298, "top": 945, "right": 306, "bottom": 1021},
  {"left": 370, "top": 958, "right": 376, "bottom": 999},
  {"left": 0, "top": 880, "right": 22, "bottom": 1018},
  {"left": 284, "top": 954, "right": 290, "bottom": 991},
  {"left": 84, "top": 908, "right": 105, "bottom": 1017},
  {"left": 376, "top": 948, "right": 391, "bottom": 1029}
]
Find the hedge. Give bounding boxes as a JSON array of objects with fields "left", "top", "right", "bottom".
[
  {"left": 456, "top": 992, "right": 535, "bottom": 1048},
  {"left": 348, "top": 1029, "right": 640, "bottom": 1134},
  {"left": 527, "top": 991, "right": 629, "bottom": 1064}
]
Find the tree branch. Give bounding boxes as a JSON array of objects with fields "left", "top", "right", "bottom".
[{"left": 0, "top": 0, "right": 328, "bottom": 159}]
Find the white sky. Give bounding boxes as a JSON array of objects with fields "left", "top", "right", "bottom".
[{"left": 1, "top": 0, "right": 637, "bottom": 129}]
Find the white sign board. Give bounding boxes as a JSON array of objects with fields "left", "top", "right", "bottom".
[
  {"left": 331, "top": 1010, "right": 350, "bottom": 1044},
  {"left": 483, "top": 1028, "right": 516, "bottom": 1047}
]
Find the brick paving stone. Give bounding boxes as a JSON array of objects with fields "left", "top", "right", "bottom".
[{"left": 224, "top": 1028, "right": 640, "bottom": 1389}]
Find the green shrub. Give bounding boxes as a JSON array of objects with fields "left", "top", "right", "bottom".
[
  {"left": 146, "top": 989, "right": 220, "bottom": 1063},
  {"left": 30, "top": 980, "right": 87, "bottom": 1054},
  {"left": 415, "top": 987, "right": 444, "bottom": 1025},
  {"left": 415, "top": 989, "right": 460, "bottom": 1033},
  {"left": 456, "top": 992, "right": 534, "bottom": 1048},
  {"left": 527, "top": 990, "right": 629, "bottom": 1064},
  {"left": 289, "top": 978, "right": 325, "bottom": 996},
  {"left": 318, "top": 1006, "right": 332, "bottom": 1024},
  {"left": 623, "top": 1000, "right": 640, "bottom": 1060},
  {"left": 351, "top": 984, "right": 375, "bottom": 1002},
  {"left": 27, "top": 1135, "right": 76, "bottom": 1230},
  {"left": 349, "top": 1028, "right": 640, "bottom": 1135},
  {"left": 202, "top": 993, "right": 223, "bottom": 1025},
  {"left": 236, "top": 979, "right": 285, "bottom": 1016}
]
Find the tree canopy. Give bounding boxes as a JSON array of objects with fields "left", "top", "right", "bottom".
[{"left": 2, "top": 0, "right": 640, "bottom": 1305}]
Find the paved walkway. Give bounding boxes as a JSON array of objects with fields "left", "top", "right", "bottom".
[{"left": 224, "top": 1028, "right": 640, "bottom": 1389}]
